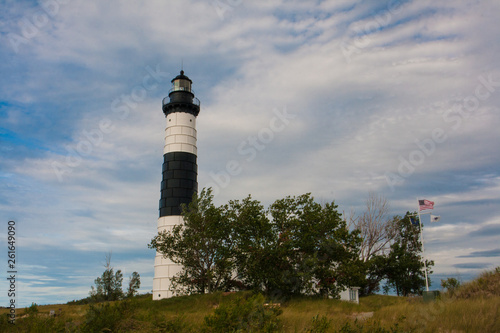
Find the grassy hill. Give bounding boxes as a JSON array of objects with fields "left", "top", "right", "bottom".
[{"left": 1, "top": 267, "right": 499, "bottom": 332}]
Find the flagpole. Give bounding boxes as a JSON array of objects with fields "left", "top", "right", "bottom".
[{"left": 417, "top": 198, "right": 429, "bottom": 292}]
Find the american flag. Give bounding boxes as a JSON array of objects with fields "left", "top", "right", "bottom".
[{"left": 419, "top": 199, "right": 434, "bottom": 211}]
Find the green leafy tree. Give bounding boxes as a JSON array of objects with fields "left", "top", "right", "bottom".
[
  {"left": 383, "top": 213, "right": 434, "bottom": 296},
  {"left": 150, "top": 190, "right": 361, "bottom": 298},
  {"left": 127, "top": 271, "right": 141, "bottom": 297},
  {"left": 228, "top": 195, "right": 275, "bottom": 292},
  {"left": 266, "top": 194, "right": 361, "bottom": 297},
  {"left": 149, "top": 188, "right": 236, "bottom": 294},
  {"left": 441, "top": 277, "right": 461, "bottom": 296},
  {"left": 90, "top": 253, "right": 124, "bottom": 301},
  {"left": 360, "top": 254, "right": 389, "bottom": 296}
]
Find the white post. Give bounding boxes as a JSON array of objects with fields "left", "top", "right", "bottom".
[{"left": 417, "top": 198, "right": 429, "bottom": 292}]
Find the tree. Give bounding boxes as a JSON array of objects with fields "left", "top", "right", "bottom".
[
  {"left": 382, "top": 213, "right": 434, "bottom": 296},
  {"left": 150, "top": 190, "right": 361, "bottom": 299},
  {"left": 441, "top": 277, "right": 461, "bottom": 296},
  {"left": 266, "top": 194, "right": 361, "bottom": 297},
  {"left": 127, "top": 271, "right": 141, "bottom": 298},
  {"left": 353, "top": 192, "right": 397, "bottom": 262},
  {"left": 149, "top": 188, "right": 236, "bottom": 295},
  {"left": 90, "top": 253, "right": 124, "bottom": 301},
  {"left": 228, "top": 195, "right": 274, "bottom": 292},
  {"left": 347, "top": 192, "right": 398, "bottom": 295}
]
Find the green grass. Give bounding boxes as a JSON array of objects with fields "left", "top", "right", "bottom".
[{"left": 1, "top": 267, "right": 499, "bottom": 332}]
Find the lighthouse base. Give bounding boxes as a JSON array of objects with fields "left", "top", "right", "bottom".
[{"left": 153, "top": 215, "right": 184, "bottom": 300}]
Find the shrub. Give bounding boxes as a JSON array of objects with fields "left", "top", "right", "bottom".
[
  {"left": 454, "top": 266, "right": 500, "bottom": 299},
  {"left": 441, "top": 277, "right": 461, "bottom": 296},
  {"left": 203, "top": 293, "right": 282, "bottom": 332},
  {"left": 24, "top": 302, "right": 39, "bottom": 317},
  {"left": 81, "top": 301, "right": 130, "bottom": 332}
]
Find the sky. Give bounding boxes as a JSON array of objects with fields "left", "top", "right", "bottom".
[{"left": 1, "top": 0, "right": 499, "bottom": 307}]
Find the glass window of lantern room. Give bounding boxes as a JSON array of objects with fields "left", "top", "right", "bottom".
[
  {"left": 173, "top": 80, "right": 180, "bottom": 91},
  {"left": 173, "top": 79, "right": 190, "bottom": 92},
  {"left": 181, "top": 79, "right": 191, "bottom": 91}
]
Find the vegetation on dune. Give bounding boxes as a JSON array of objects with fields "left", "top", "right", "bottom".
[
  {"left": 453, "top": 266, "right": 500, "bottom": 299},
  {"left": 1, "top": 267, "right": 499, "bottom": 332},
  {"left": 204, "top": 293, "right": 283, "bottom": 332}
]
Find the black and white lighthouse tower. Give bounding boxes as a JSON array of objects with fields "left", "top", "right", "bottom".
[{"left": 153, "top": 70, "right": 200, "bottom": 300}]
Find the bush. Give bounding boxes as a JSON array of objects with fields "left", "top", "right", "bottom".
[
  {"left": 81, "top": 301, "right": 131, "bottom": 332},
  {"left": 203, "top": 293, "right": 282, "bottom": 332},
  {"left": 454, "top": 266, "right": 500, "bottom": 299},
  {"left": 24, "top": 302, "right": 39, "bottom": 317},
  {"left": 441, "top": 277, "right": 461, "bottom": 296}
]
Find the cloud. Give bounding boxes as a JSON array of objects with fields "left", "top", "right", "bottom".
[
  {"left": 458, "top": 249, "right": 500, "bottom": 258},
  {"left": 466, "top": 223, "right": 500, "bottom": 238},
  {"left": 453, "top": 263, "right": 491, "bottom": 269}
]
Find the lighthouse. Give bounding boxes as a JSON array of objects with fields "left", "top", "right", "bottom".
[{"left": 153, "top": 70, "right": 200, "bottom": 300}]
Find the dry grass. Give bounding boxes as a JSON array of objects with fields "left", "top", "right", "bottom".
[
  {"left": 369, "top": 267, "right": 500, "bottom": 333},
  {"left": 371, "top": 294, "right": 500, "bottom": 333},
  {"left": 280, "top": 295, "right": 406, "bottom": 332}
]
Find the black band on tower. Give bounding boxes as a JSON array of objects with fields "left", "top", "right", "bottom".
[{"left": 159, "top": 152, "right": 198, "bottom": 217}]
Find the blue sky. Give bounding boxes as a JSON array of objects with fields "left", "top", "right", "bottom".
[{"left": 1, "top": 0, "right": 499, "bottom": 306}]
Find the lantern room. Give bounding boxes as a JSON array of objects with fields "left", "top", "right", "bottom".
[
  {"left": 163, "top": 70, "right": 200, "bottom": 117},
  {"left": 171, "top": 70, "right": 192, "bottom": 92}
]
